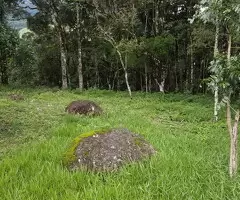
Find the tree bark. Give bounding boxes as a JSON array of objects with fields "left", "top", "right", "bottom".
[
  {"left": 190, "top": 38, "right": 194, "bottom": 93},
  {"left": 59, "top": 31, "right": 68, "bottom": 89},
  {"left": 114, "top": 48, "right": 132, "bottom": 97},
  {"left": 227, "top": 100, "right": 239, "bottom": 178},
  {"left": 76, "top": 2, "right": 83, "bottom": 91},
  {"left": 155, "top": 78, "right": 165, "bottom": 93},
  {"left": 227, "top": 33, "right": 231, "bottom": 64},
  {"left": 226, "top": 29, "right": 238, "bottom": 178},
  {"left": 123, "top": 54, "right": 132, "bottom": 97},
  {"left": 145, "top": 62, "right": 148, "bottom": 93},
  {"left": 52, "top": 12, "right": 68, "bottom": 89},
  {"left": 213, "top": 17, "right": 220, "bottom": 121},
  {"left": 154, "top": 0, "right": 159, "bottom": 35},
  {"left": 214, "top": 86, "right": 219, "bottom": 121},
  {"left": 149, "top": 76, "right": 152, "bottom": 92},
  {"left": 77, "top": 40, "right": 83, "bottom": 91},
  {"left": 214, "top": 18, "right": 219, "bottom": 58}
]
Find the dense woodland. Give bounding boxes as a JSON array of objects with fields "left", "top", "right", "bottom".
[
  {"left": 2, "top": 0, "right": 240, "bottom": 190},
  {"left": 0, "top": 0, "right": 240, "bottom": 95}
]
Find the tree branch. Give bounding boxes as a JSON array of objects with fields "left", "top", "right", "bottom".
[{"left": 18, "top": 5, "right": 37, "bottom": 10}]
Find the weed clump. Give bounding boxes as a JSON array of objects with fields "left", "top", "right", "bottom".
[
  {"left": 65, "top": 100, "right": 102, "bottom": 116},
  {"left": 64, "top": 128, "right": 156, "bottom": 172}
]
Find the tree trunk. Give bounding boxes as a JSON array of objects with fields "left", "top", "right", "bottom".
[
  {"left": 226, "top": 30, "right": 238, "bottom": 178},
  {"left": 213, "top": 18, "right": 220, "bottom": 121},
  {"left": 214, "top": 86, "right": 219, "bottom": 121},
  {"left": 227, "top": 33, "right": 231, "bottom": 64},
  {"left": 124, "top": 54, "right": 132, "bottom": 97},
  {"left": 214, "top": 18, "right": 219, "bottom": 58},
  {"left": 144, "top": 11, "right": 148, "bottom": 36},
  {"left": 149, "top": 76, "right": 152, "bottom": 92},
  {"left": 77, "top": 41, "right": 83, "bottom": 91},
  {"left": 175, "top": 63, "right": 179, "bottom": 92},
  {"left": 145, "top": 62, "right": 148, "bottom": 93},
  {"left": 107, "top": 77, "right": 111, "bottom": 90},
  {"left": 76, "top": 3, "right": 83, "bottom": 91},
  {"left": 155, "top": 78, "right": 165, "bottom": 93},
  {"left": 116, "top": 49, "right": 132, "bottom": 97},
  {"left": 112, "top": 70, "right": 118, "bottom": 90},
  {"left": 59, "top": 32, "right": 68, "bottom": 89},
  {"left": 154, "top": 0, "right": 159, "bottom": 35},
  {"left": 52, "top": 11, "right": 68, "bottom": 89},
  {"left": 140, "top": 73, "right": 143, "bottom": 91},
  {"left": 227, "top": 100, "right": 239, "bottom": 178},
  {"left": 190, "top": 38, "right": 194, "bottom": 93}
]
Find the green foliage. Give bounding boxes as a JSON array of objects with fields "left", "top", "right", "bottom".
[
  {"left": 194, "top": 0, "right": 223, "bottom": 23},
  {"left": 9, "top": 38, "right": 39, "bottom": 85},
  {"left": 117, "top": 39, "right": 139, "bottom": 66},
  {"left": 1, "top": 0, "right": 238, "bottom": 94},
  {"left": 143, "top": 35, "right": 175, "bottom": 58},
  {"left": 208, "top": 54, "right": 240, "bottom": 95},
  {"left": 0, "top": 24, "right": 19, "bottom": 84}
]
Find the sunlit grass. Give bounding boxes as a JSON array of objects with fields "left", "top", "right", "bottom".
[{"left": 0, "top": 86, "right": 239, "bottom": 199}]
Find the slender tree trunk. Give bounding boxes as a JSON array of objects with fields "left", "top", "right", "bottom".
[
  {"left": 175, "top": 63, "right": 178, "bottom": 92},
  {"left": 59, "top": 32, "right": 68, "bottom": 89},
  {"left": 107, "top": 77, "right": 111, "bottom": 90},
  {"left": 214, "top": 18, "right": 219, "bottom": 58},
  {"left": 103, "top": 35, "right": 132, "bottom": 96},
  {"left": 144, "top": 9, "right": 148, "bottom": 36},
  {"left": 112, "top": 70, "right": 118, "bottom": 90},
  {"left": 52, "top": 12, "right": 68, "bottom": 89},
  {"left": 190, "top": 38, "right": 194, "bottom": 93},
  {"left": 77, "top": 41, "right": 83, "bottom": 91},
  {"left": 227, "top": 33, "right": 231, "bottom": 63},
  {"left": 140, "top": 73, "right": 143, "bottom": 91},
  {"left": 175, "top": 38, "right": 179, "bottom": 91},
  {"left": 123, "top": 54, "right": 132, "bottom": 97},
  {"left": 144, "top": 7, "right": 148, "bottom": 93},
  {"left": 145, "top": 62, "right": 148, "bottom": 93},
  {"left": 149, "top": 76, "right": 152, "bottom": 92},
  {"left": 94, "top": 53, "right": 99, "bottom": 88},
  {"left": 76, "top": 3, "right": 83, "bottom": 91},
  {"left": 95, "top": 66, "right": 99, "bottom": 89},
  {"left": 115, "top": 48, "right": 132, "bottom": 97},
  {"left": 230, "top": 111, "right": 239, "bottom": 178},
  {"left": 227, "top": 100, "right": 239, "bottom": 178},
  {"left": 214, "top": 86, "right": 219, "bottom": 121},
  {"left": 213, "top": 18, "right": 220, "bottom": 121},
  {"left": 154, "top": 0, "right": 159, "bottom": 35},
  {"left": 226, "top": 30, "right": 238, "bottom": 178},
  {"left": 155, "top": 78, "right": 165, "bottom": 93},
  {"left": 124, "top": 69, "right": 131, "bottom": 97}
]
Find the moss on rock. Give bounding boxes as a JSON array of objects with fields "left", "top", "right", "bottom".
[
  {"left": 63, "top": 128, "right": 156, "bottom": 172},
  {"left": 63, "top": 129, "right": 107, "bottom": 166}
]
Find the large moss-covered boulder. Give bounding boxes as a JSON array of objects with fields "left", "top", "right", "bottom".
[
  {"left": 64, "top": 128, "right": 156, "bottom": 172},
  {"left": 65, "top": 100, "right": 102, "bottom": 116}
]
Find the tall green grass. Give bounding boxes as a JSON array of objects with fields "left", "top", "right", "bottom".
[{"left": 0, "top": 87, "right": 239, "bottom": 199}]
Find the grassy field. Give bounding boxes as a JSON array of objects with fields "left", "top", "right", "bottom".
[{"left": 0, "top": 86, "right": 240, "bottom": 200}]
